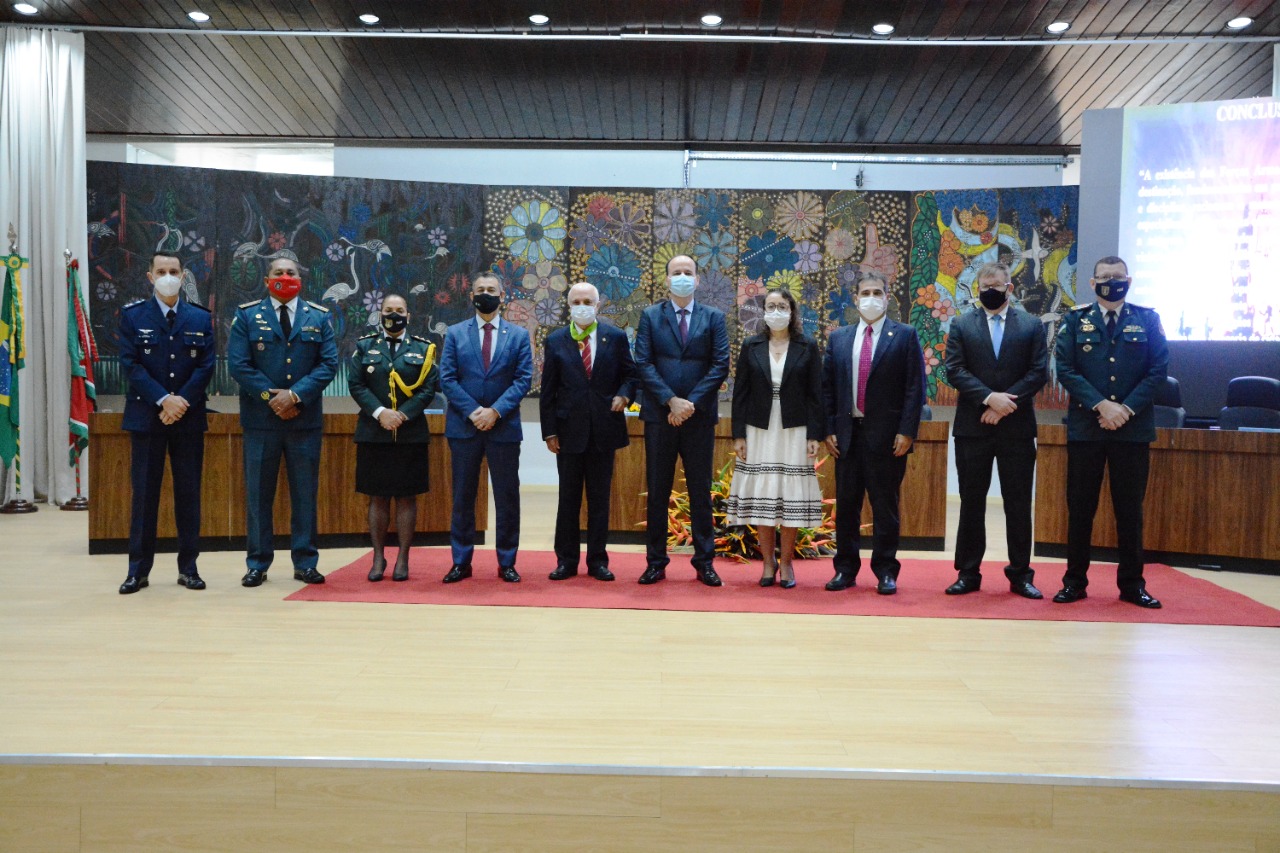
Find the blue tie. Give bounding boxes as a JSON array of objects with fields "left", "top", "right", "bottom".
[{"left": 991, "top": 314, "right": 1003, "bottom": 357}]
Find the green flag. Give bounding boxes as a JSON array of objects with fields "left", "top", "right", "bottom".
[{"left": 0, "top": 260, "right": 25, "bottom": 468}]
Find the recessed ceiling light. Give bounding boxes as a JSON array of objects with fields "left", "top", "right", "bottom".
[
  {"left": 871, "top": 22, "right": 895, "bottom": 36},
  {"left": 1226, "top": 16, "right": 1253, "bottom": 29},
  {"left": 358, "top": 13, "right": 379, "bottom": 25},
  {"left": 701, "top": 14, "right": 723, "bottom": 28},
  {"left": 13, "top": 3, "right": 39, "bottom": 14},
  {"left": 1045, "top": 20, "right": 1070, "bottom": 34},
  {"left": 529, "top": 13, "right": 550, "bottom": 26},
  {"left": 187, "top": 10, "right": 210, "bottom": 23}
]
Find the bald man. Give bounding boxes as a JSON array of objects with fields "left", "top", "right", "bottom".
[{"left": 540, "top": 283, "right": 636, "bottom": 580}]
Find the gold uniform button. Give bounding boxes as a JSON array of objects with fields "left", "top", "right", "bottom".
[
  {"left": 1110, "top": 395, "right": 1117, "bottom": 400},
  {"left": 286, "top": 358, "right": 291, "bottom": 364},
  {"left": 286, "top": 375, "right": 292, "bottom": 380}
]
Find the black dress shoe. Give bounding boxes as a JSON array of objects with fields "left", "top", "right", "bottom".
[
  {"left": 498, "top": 566, "right": 521, "bottom": 583},
  {"left": 877, "top": 575, "right": 897, "bottom": 595},
  {"left": 825, "top": 572, "right": 856, "bottom": 591},
  {"left": 177, "top": 572, "right": 206, "bottom": 590},
  {"left": 945, "top": 576, "right": 981, "bottom": 595},
  {"left": 294, "top": 568, "right": 325, "bottom": 584},
  {"left": 1119, "top": 588, "right": 1162, "bottom": 609},
  {"left": 368, "top": 560, "right": 386, "bottom": 582},
  {"left": 242, "top": 569, "right": 267, "bottom": 587},
  {"left": 118, "top": 576, "right": 148, "bottom": 595},
  {"left": 442, "top": 564, "right": 472, "bottom": 583},
  {"left": 1052, "top": 586, "right": 1087, "bottom": 603},
  {"left": 637, "top": 566, "right": 666, "bottom": 585},
  {"left": 696, "top": 566, "right": 723, "bottom": 587},
  {"left": 587, "top": 566, "right": 615, "bottom": 581},
  {"left": 392, "top": 563, "right": 409, "bottom": 582},
  {"left": 548, "top": 565, "right": 578, "bottom": 581},
  {"left": 1010, "top": 581, "right": 1043, "bottom": 600}
]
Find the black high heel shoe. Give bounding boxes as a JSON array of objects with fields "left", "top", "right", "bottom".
[
  {"left": 392, "top": 562, "right": 409, "bottom": 582},
  {"left": 779, "top": 563, "right": 796, "bottom": 589},
  {"left": 368, "top": 558, "right": 386, "bottom": 582},
  {"left": 759, "top": 556, "right": 778, "bottom": 587}
]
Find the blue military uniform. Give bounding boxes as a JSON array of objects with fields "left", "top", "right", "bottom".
[
  {"left": 227, "top": 296, "right": 338, "bottom": 578},
  {"left": 118, "top": 296, "right": 215, "bottom": 581},
  {"left": 1053, "top": 300, "right": 1169, "bottom": 594}
]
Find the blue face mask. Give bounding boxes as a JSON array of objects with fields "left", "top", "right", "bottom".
[{"left": 669, "top": 274, "right": 696, "bottom": 297}]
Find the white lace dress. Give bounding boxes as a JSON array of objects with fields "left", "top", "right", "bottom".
[{"left": 725, "top": 351, "right": 824, "bottom": 527}]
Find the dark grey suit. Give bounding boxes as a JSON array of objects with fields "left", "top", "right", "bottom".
[{"left": 944, "top": 304, "right": 1047, "bottom": 582}]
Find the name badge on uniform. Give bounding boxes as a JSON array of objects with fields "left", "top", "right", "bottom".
[{"left": 1123, "top": 324, "right": 1143, "bottom": 333}]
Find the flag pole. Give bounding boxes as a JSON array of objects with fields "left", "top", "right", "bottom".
[
  {"left": 0, "top": 223, "right": 36, "bottom": 514},
  {"left": 62, "top": 248, "right": 89, "bottom": 511}
]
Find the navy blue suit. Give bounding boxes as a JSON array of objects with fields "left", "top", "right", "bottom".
[
  {"left": 633, "top": 299, "right": 730, "bottom": 571},
  {"left": 118, "top": 296, "right": 215, "bottom": 579},
  {"left": 438, "top": 315, "right": 533, "bottom": 568},
  {"left": 539, "top": 321, "right": 636, "bottom": 570},
  {"left": 227, "top": 297, "right": 338, "bottom": 573},
  {"left": 822, "top": 318, "right": 925, "bottom": 581}
]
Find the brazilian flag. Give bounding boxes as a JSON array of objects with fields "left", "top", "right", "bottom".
[{"left": 0, "top": 258, "right": 25, "bottom": 468}]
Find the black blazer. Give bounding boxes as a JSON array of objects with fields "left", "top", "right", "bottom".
[
  {"left": 945, "top": 305, "right": 1048, "bottom": 438},
  {"left": 822, "top": 319, "right": 925, "bottom": 454},
  {"left": 539, "top": 321, "right": 637, "bottom": 454},
  {"left": 731, "top": 335, "right": 825, "bottom": 440}
]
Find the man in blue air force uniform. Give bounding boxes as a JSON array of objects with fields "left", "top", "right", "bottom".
[
  {"left": 1052, "top": 255, "right": 1169, "bottom": 609},
  {"left": 227, "top": 254, "right": 339, "bottom": 587},
  {"left": 117, "top": 252, "right": 215, "bottom": 594}
]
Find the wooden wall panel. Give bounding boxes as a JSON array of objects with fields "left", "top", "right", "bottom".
[{"left": 1034, "top": 424, "right": 1280, "bottom": 562}]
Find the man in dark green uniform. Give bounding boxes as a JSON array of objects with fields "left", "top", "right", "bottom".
[{"left": 1052, "top": 255, "right": 1169, "bottom": 608}]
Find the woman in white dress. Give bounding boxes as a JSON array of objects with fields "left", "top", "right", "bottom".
[{"left": 726, "top": 288, "right": 825, "bottom": 587}]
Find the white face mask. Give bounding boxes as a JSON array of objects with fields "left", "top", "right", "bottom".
[
  {"left": 763, "top": 309, "right": 791, "bottom": 331},
  {"left": 154, "top": 273, "right": 181, "bottom": 298},
  {"left": 569, "top": 304, "right": 597, "bottom": 326},
  {"left": 669, "top": 274, "right": 696, "bottom": 298},
  {"left": 858, "top": 295, "right": 886, "bottom": 320}
]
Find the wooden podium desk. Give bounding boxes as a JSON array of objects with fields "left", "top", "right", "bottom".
[
  {"left": 595, "top": 418, "right": 949, "bottom": 550},
  {"left": 88, "top": 413, "right": 486, "bottom": 554},
  {"left": 1033, "top": 424, "right": 1280, "bottom": 573}
]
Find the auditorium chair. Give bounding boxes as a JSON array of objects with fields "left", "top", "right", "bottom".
[
  {"left": 1153, "top": 376, "right": 1187, "bottom": 429},
  {"left": 1218, "top": 376, "right": 1280, "bottom": 430}
]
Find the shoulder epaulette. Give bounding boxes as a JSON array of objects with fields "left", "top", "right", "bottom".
[
  {"left": 239, "top": 299, "right": 261, "bottom": 309},
  {"left": 306, "top": 300, "right": 330, "bottom": 313},
  {"left": 358, "top": 331, "right": 379, "bottom": 341},
  {"left": 123, "top": 299, "right": 145, "bottom": 309},
  {"left": 411, "top": 334, "right": 430, "bottom": 343},
  {"left": 185, "top": 301, "right": 209, "bottom": 311},
  {"left": 1070, "top": 303, "right": 1092, "bottom": 311}
]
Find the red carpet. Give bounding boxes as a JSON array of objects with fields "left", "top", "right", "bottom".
[{"left": 286, "top": 549, "right": 1280, "bottom": 627}]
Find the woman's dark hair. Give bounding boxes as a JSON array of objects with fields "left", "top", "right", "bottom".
[{"left": 761, "top": 287, "right": 805, "bottom": 341}]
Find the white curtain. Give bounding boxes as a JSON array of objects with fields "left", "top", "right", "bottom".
[{"left": 0, "top": 27, "right": 88, "bottom": 505}]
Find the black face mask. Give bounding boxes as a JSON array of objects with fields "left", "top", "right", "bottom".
[
  {"left": 1094, "top": 277, "right": 1130, "bottom": 301},
  {"left": 978, "top": 287, "right": 1008, "bottom": 310},
  {"left": 381, "top": 313, "right": 408, "bottom": 334},
  {"left": 472, "top": 293, "right": 501, "bottom": 315}
]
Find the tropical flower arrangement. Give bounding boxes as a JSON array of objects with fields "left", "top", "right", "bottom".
[{"left": 648, "top": 453, "right": 857, "bottom": 563}]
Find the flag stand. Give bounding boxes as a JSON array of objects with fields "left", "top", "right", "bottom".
[
  {"left": 62, "top": 248, "right": 91, "bottom": 511},
  {"left": 0, "top": 224, "right": 36, "bottom": 514}
]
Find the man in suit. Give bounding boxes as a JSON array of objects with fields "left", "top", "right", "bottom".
[
  {"left": 116, "top": 252, "right": 216, "bottom": 594},
  {"left": 943, "top": 262, "right": 1048, "bottom": 599},
  {"left": 822, "top": 270, "right": 925, "bottom": 595},
  {"left": 227, "top": 253, "right": 338, "bottom": 587},
  {"left": 540, "top": 282, "right": 636, "bottom": 581},
  {"left": 633, "top": 254, "right": 731, "bottom": 586},
  {"left": 1052, "top": 255, "right": 1169, "bottom": 608},
  {"left": 438, "top": 271, "right": 533, "bottom": 583}
]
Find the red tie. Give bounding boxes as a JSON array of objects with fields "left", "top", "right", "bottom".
[
  {"left": 678, "top": 309, "right": 689, "bottom": 344},
  {"left": 580, "top": 335, "right": 593, "bottom": 378},
  {"left": 482, "top": 322, "right": 493, "bottom": 371},
  {"left": 856, "top": 325, "right": 873, "bottom": 414}
]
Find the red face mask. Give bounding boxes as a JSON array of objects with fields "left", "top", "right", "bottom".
[{"left": 267, "top": 275, "right": 302, "bottom": 302}]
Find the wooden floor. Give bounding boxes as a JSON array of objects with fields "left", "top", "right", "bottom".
[{"left": 2, "top": 488, "right": 1279, "bottom": 851}]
